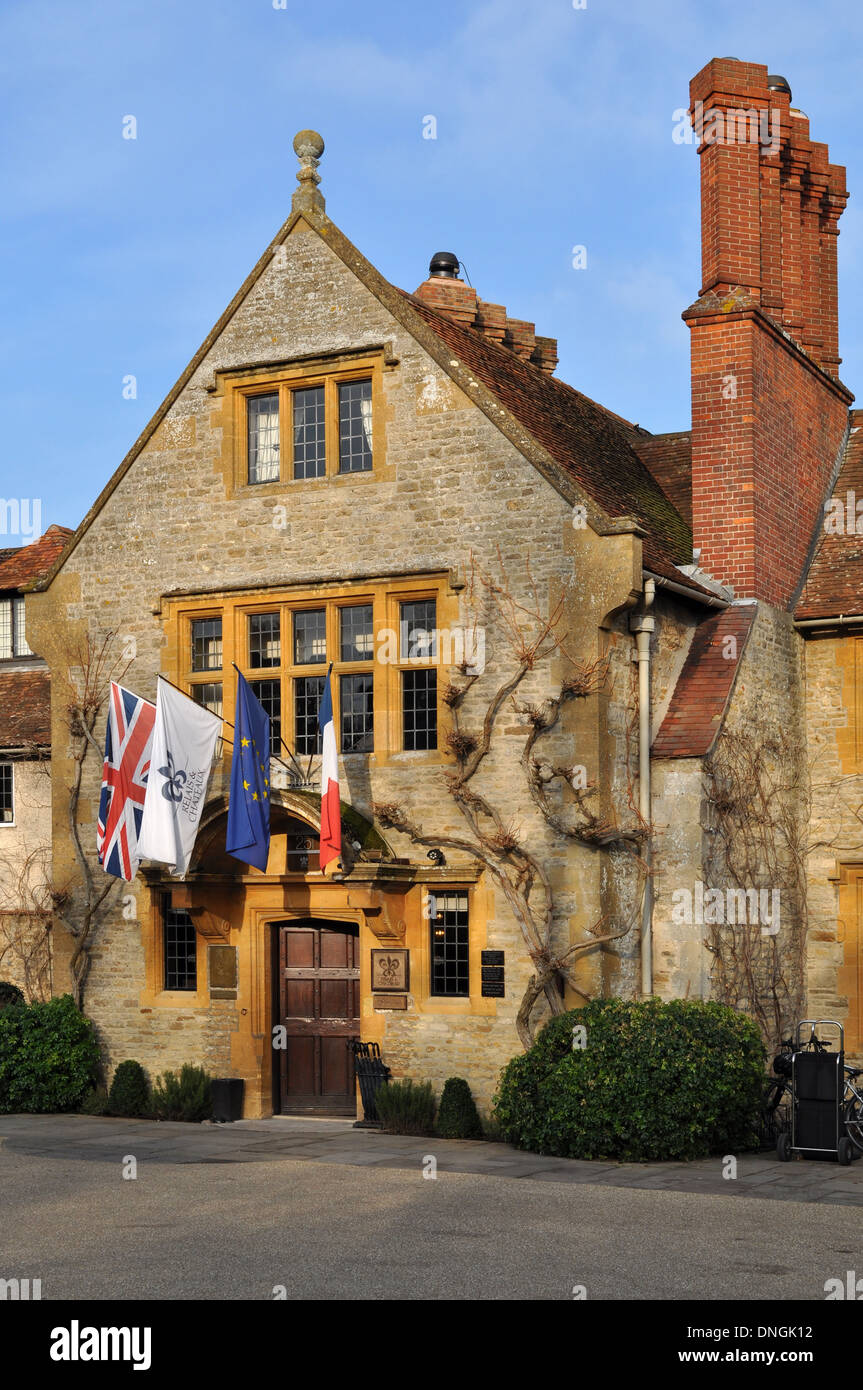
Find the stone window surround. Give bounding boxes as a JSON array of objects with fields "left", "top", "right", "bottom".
[
  {"left": 161, "top": 573, "right": 454, "bottom": 770},
  {"left": 210, "top": 349, "right": 388, "bottom": 496}
]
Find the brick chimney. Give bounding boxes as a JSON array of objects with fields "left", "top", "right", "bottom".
[
  {"left": 413, "top": 253, "right": 558, "bottom": 374},
  {"left": 684, "top": 58, "right": 853, "bottom": 606}
]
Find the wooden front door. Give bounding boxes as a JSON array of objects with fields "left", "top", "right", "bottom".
[{"left": 277, "top": 921, "right": 360, "bottom": 1114}]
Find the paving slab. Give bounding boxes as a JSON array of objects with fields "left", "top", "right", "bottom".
[{"left": 1, "top": 1113, "right": 861, "bottom": 1205}]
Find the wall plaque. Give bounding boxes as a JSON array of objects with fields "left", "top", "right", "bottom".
[
  {"left": 481, "top": 951, "right": 505, "bottom": 997},
  {"left": 481, "top": 981, "right": 505, "bottom": 998},
  {"left": 371, "top": 948, "right": 409, "bottom": 992},
  {"left": 481, "top": 966, "right": 505, "bottom": 983},
  {"left": 208, "top": 944, "right": 238, "bottom": 999},
  {"left": 373, "top": 993, "right": 407, "bottom": 1010}
]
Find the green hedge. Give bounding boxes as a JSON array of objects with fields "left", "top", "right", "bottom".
[
  {"left": 493, "top": 998, "right": 766, "bottom": 1162},
  {"left": 0, "top": 995, "right": 100, "bottom": 1114}
]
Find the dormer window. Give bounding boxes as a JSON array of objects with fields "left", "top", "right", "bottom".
[{"left": 0, "top": 596, "right": 32, "bottom": 660}]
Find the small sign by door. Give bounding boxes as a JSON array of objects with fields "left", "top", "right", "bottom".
[{"left": 371, "top": 948, "right": 409, "bottom": 992}]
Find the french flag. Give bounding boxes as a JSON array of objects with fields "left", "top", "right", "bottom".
[{"left": 317, "top": 665, "right": 341, "bottom": 872}]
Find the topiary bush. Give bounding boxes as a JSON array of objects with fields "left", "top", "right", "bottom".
[
  {"left": 108, "top": 1060, "right": 151, "bottom": 1118},
  {"left": 436, "top": 1076, "right": 484, "bottom": 1139},
  {"left": 493, "top": 998, "right": 766, "bottom": 1162},
  {"left": 374, "top": 1078, "right": 436, "bottom": 1135},
  {"left": 0, "top": 994, "right": 100, "bottom": 1113},
  {"left": 0, "top": 982, "right": 25, "bottom": 1010},
  {"left": 152, "top": 1064, "right": 212, "bottom": 1123}
]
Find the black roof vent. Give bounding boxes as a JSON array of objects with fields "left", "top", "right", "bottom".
[
  {"left": 429, "top": 251, "right": 460, "bottom": 279},
  {"left": 767, "top": 74, "right": 792, "bottom": 98}
]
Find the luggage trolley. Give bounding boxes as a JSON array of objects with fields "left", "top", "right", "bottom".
[{"left": 776, "top": 1020, "right": 856, "bottom": 1166}]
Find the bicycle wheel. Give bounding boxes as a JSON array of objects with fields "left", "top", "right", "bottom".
[
  {"left": 844, "top": 1091, "right": 863, "bottom": 1155},
  {"left": 761, "top": 1079, "right": 790, "bottom": 1148}
]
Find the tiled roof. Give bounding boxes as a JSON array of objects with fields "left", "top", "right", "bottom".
[
  {"left": 651, "top": 606, "right": 757, "bottom": 758},
  {"left": 796, "top": 413, "right": 863, "bottom": 620},
  {"left": 0, "top": 525, "right": 73, "bottom": 591},
  {"left": 0, "top": 670, "right": 51, "bottom": 748},
  {"left": 402, "top": 292, "right": 705, "bottom": 592},
  {"left": 631, "top": 432, "right": 693, "bottom": 528}
]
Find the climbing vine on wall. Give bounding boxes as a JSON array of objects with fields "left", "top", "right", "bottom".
[
  {"left": 373, "top": 553, "right": 649, "bottom": 1049},
  {"left": 702, "top": 728, "right": 808, "bottom": 1051}
]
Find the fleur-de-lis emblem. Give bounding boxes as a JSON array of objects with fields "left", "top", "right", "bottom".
[
  {"left": 159, "top": 751, "right": 187, "bottom": 803},
  {"left": 380, "top": 955, "right": 400, "bottom": 982}
]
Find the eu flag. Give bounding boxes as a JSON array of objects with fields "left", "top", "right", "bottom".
[{"left": 226, "top": 673, "right": 271, "bottom": 871}]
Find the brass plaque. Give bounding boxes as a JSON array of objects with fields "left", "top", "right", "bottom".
[
  {"left": 371, "top": 948, "right": 409, "bottom": 992},
  {"left": 373, "top": 993, "right": 407, "bottom": 1010},
  {"left": 208, "top": 944, "right": 237, "bottom": 995}
]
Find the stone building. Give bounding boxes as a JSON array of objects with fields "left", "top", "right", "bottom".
[
  {"left": 27, "top": 57, "right": 862, "bottom": 1117},
  {"left": 0, "top": 525, "right": 72, "bottom": 1000}
]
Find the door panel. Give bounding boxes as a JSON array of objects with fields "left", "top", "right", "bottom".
[
  {"left": 277, "top": 920, "right": 360, "bottom": 1114},
  {"left": 286, "top": 1037, "right": 315, "bottom": 1096}
]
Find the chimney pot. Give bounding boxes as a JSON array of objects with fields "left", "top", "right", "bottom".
[
  {"left": 429, "top": 252, "right": 460, "bottom": 279},
  {"left": 767, "top": 74, "right": 792, "bottom": 97}
]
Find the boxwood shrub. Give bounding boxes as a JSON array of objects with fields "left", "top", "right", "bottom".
[
  {"left": 0, "top": 994, "right": 100, "bottom": 1114},
  {"left": 436, "top": 1076, "right": 484, "bottom": 1139},
  {"left": 108, "top": 1060, "right": 151, "bottom": 1118},
  {"left": 493, "top": 998, "right": 766, "bottom": 1162}
]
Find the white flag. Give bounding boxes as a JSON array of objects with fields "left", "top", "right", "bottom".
[{"left": 137, "top": 678, "right": 222, "bottom": 877}]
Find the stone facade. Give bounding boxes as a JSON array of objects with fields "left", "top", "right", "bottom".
[
  {"left": 30, "top": 194, "right": 656, "bottom": 1116},
  {"left": 803, "top": 633, "right": 863, "bottom": 1059}
]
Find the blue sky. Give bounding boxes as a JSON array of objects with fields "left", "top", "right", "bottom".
[{"left": 1, "top": 0, "right": 861, "bottom": 540}]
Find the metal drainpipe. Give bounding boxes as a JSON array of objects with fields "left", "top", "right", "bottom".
[{"left": 630, "top": 577, "right": 655, "bottom": 998}]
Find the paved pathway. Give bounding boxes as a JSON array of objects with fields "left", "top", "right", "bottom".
[{"left": 1, "top": 1113, "right": 861, "bottom": 1205}]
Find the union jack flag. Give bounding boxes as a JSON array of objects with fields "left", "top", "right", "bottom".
[{"left": 97, "top": 682, "right": 156, "bottom": 881}]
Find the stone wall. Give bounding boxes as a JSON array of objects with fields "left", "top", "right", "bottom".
[
  {"left": 804, "top": 631, "right": 863, "bottom": 1061},
  {"left": 0, "top": 758, "right": 52, "bottom": 1000}
]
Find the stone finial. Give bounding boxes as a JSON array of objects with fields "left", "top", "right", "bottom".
[{"left": 292, "top": 129, "right": 325, "bottom": 214}]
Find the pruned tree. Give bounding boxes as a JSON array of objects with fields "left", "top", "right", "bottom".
[
  {"left": 373, "top": 554, "right": 648, "bottom": 1048},
  {"left": 50, "top": 630, "right": 131, "bottom": 1007}
]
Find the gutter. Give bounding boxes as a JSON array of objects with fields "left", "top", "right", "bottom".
[
  {"left": 633, "top": 569, "right": 729, "bottom": 995},
  {"left": 794, "top": 614, "right": 863, "bottom": 630},
  {"left": 646, "top": 571, "right": 730, "bottom": 609}
]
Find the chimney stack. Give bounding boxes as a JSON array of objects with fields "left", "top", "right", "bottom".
[
  {"left": 413, "top": 254, "right": 558, "bottom": 374},
  {"left": 684, "top": 58, "right": 853, "bottom": 606}
]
